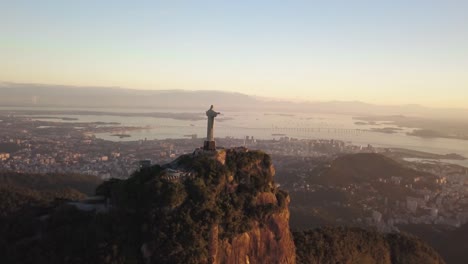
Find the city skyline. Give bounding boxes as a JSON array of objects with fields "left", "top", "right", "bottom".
[{"left": 1, "top": 1, "right": 467, "bottom": 107}]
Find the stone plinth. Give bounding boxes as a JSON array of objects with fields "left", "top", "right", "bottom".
[{"left": 204, "top": 140, "right": 216, "bottom": 151}]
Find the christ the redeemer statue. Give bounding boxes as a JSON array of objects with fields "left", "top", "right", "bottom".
[{"left": 204, "top": 105, "right": 220, "bottom": 151}]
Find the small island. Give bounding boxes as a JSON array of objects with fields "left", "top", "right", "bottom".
[
  {"left": 354, "top": 115, "right": 468, "bottom": 141},
  {"left": 34, "top": 116, "right": 80, "bottom": 121},
  {"left": 386, "top": 148, "right": 466, "bottom": 160},
  {"left": 370, "top": 127, "right": 403, "bottom": 134},
  {"left": 110, "top": 134, "right": 131, "bottom": 139}
]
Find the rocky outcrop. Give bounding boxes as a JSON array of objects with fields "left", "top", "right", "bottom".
[
  {"left": 212, "top": 192, "right": 295, "bottom": 264},
  {"left": 117, "top": 148, "right": 295, "bottom": 264}
]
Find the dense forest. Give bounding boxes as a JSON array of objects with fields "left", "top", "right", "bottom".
[
  {"left": 294, "top": 227, "right": 445, "bottom": 264},
  {"left": 0, "top": 172, "right": 101, "bottom": 217}
]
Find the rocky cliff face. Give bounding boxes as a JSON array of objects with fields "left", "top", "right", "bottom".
[
  {"left": 212, "top": 192, "right": 295, "bottom": 264},
  {"left": 165, "top": 148, "right": 296, "bottom": 264}
]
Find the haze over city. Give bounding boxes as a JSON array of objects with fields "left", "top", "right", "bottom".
[{"left": 1, "top": 0, "right": 468, "bottom": 107}]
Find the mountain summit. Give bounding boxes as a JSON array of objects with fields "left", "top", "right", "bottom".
[
  {"left": 2, "top": 148, "right": 296, "bottom": 264},
  {"left": 0, "top": 149, "right": 446, "bottom": 264}
]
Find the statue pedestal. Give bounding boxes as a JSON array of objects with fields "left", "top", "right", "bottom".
[{"left": 203, "top": 140, "right": 216, "bottom": 151}]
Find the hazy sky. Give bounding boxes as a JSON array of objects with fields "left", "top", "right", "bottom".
[{"left": 1, "top": 1, "right": 467, "bottom": 107}]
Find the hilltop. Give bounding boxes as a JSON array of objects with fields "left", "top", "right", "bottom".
[
  {"left": 0, "top": 171, "right": 101, "bottom": 217},
  {"left": 310, "top": 153, "right": 437, "bottom": 187},
  {"left": 289, "top": 153, "right": 441, "bottom": 229},
  {"left": 0, "top": 150, "right": 446, "bottom": 264},
  {"left": 1, "top": 149, "right": 296, "bottom": 264},
  {"left": 306, "top": 153, "right": 440, "bottom": 203},
  {"left": 0, "top": 171, "right": 101, "bottom": 195}
]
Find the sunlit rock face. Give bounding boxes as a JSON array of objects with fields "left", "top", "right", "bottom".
[{"left": 211, "top": 191, "right": 296, "bottom": 264}]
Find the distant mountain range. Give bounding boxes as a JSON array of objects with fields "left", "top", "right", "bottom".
[{"left": 1, "top": 82, "right": 467, "bottom": 118}]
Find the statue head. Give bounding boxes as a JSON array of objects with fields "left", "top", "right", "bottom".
[{"left": 210, "top": 105, "right": 214, "bottom": 110}]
